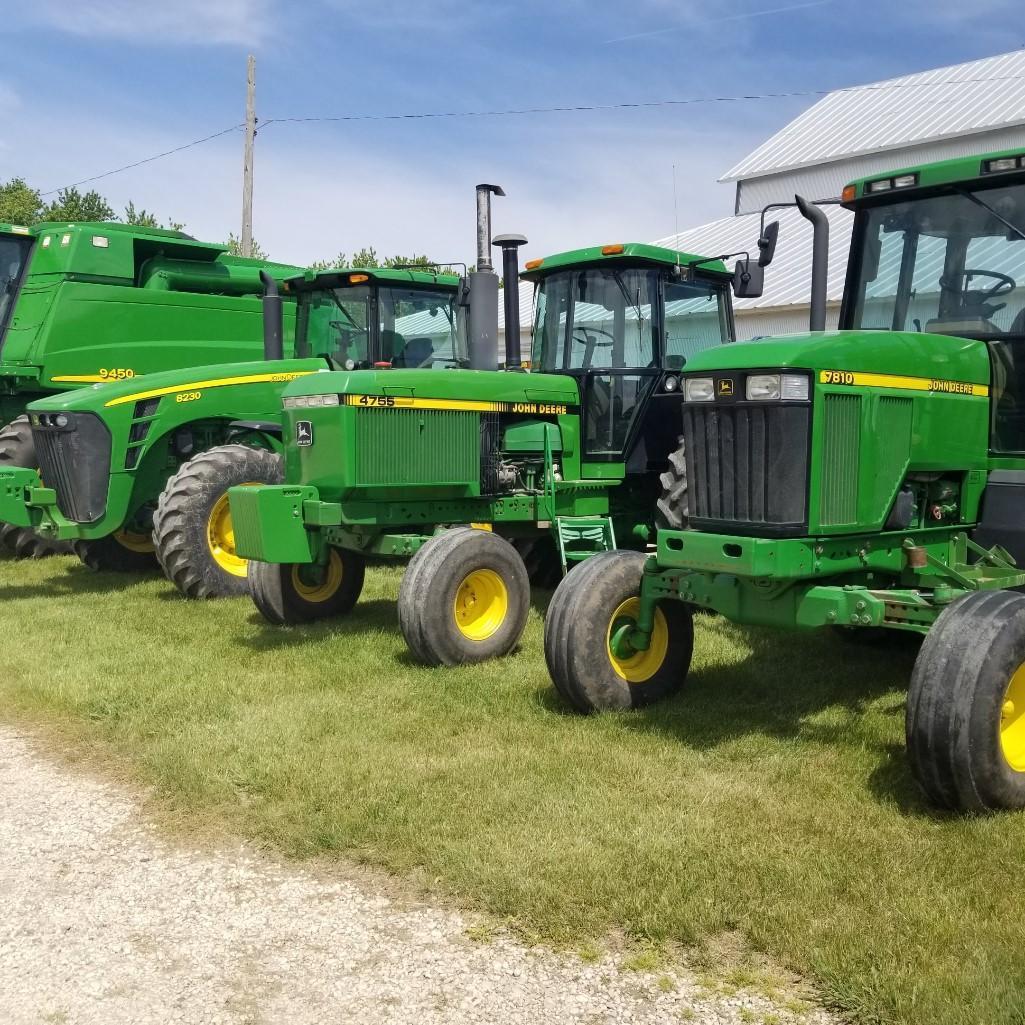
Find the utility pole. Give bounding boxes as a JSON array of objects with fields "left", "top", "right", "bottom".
[{"left": 241, "top": 54, "right": 256, "bottom": 258}]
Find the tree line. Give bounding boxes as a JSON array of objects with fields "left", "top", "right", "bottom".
[{"left": 0, "top": 177, "right": 449, "bottom": 270}]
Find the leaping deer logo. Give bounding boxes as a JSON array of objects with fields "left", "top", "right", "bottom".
[{"left": 296, "top": 421, "right": 314, "bottom": 446}]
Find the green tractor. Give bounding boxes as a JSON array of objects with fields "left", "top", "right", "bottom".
[
  {"left": 0, "top": 264, "right": 463, "bottom": 596},
  {"left": 230, "top": 208, "right": 763, "bottom": 664},
  {"left": 0, "top": 219, "right": 302, "bottom": 559},
  {"left": 543, "top": 148, "right": 1025, "bottom": 813}
]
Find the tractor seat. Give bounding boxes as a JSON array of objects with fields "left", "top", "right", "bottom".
[{"left": 393, "top": 337, "right": 434, "bottom": 368}]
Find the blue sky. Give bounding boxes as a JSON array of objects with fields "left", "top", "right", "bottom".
[{"left": 0, "top": 0, "right": 1020, "bottom": 266}]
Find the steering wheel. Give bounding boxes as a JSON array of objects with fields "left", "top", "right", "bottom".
[
  {"left": 573, "top": 327, "right": 615, "bottom": 347},
  {"left": 964, "top": 269, "right": 1017, "bottom": 300}
]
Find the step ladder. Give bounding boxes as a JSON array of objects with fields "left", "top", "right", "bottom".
[{"left": 554, "top": 516, "right": 616, "bottom": 576}]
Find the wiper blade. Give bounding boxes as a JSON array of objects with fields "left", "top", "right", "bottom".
[{"left": 954, "top": 187, "right": 1025, "bottom": 243}]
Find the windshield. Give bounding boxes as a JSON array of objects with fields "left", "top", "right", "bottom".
[
  {"left": 531, "top": 267, "right": 729, "bottom": 372},
  {"left": 295, "top": 284, "right": 461, "bottom": 367},
  {"left": 848, "top": 182, "right": 1025, "bottom": 337},
  {"left": 0, "top": 233, "right": 33, "bottom": 347}
]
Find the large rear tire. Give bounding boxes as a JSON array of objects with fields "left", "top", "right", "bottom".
[
  {"left": 544, "top": 550, "right": 693, "bottom": 712},
  {"left": 398, "top": 527, "right": 530, "bottom": 666},
  {"left": 0, "top": 416, "right": 73, "bottom": 558},
  {"left": 74, "top": 528, "right": 157, "bottom": 573},
  {"left": 153, "top": 444, "right": 283, "bottom": 599},
  {"left": 248, "top": 548, "right": 365, "bottom": 625},
  {"left": 907, "top": 590, "right": 1025, "bottom": 812}
]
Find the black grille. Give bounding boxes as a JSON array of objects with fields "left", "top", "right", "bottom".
[
  {"left": 33, "top": 413, "right": 112, "bottom": 524},
  {"left": 683, "top": 403, "right": 810, "bottom": 535},
  {"left": 479, "top": 412, "right": 502, "bottom": 495}
]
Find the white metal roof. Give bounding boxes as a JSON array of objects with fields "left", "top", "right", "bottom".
[
  {"left": 722, "top": 50, "right": 1025, "bottom": 183},
  {"left": 653, "top": 204, "right": 854, "bottom": 312}
]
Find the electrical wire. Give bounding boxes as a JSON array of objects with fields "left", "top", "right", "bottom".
[{"left": 40, "top": 71, "right": 1025, "bottom": 196}]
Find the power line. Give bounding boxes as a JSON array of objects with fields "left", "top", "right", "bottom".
[
  {"left": 39, "top": 124, "right": 243, "bottom": 196},
  {"left": 39, "top": 71, "right": 1025, "bottom": 197}
]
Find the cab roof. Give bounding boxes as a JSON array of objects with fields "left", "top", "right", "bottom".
[
  {"left": 284, "top": 266, "right": 462, "bottom": 293},
  {"left": 519, "top": 242, "right": 728, "bottom": 280},
  {"left": 844, "top": 146, "right": 1025, "bottom": 206}
]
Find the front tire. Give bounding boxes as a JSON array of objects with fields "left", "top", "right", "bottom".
[
  {"left": 907, "top": 590, "right": 1025, "bottom": 812},
  {"left": 153, "top": 444, "right": 283, "bottom": 599},
  {"left": 74, "top": 528, "right": 157, "bottom": 573},
  {"left": 248, "top": 548, "right": 365, "bottom": 625},
  {"left": 544, "top": 550, "right": 693, "bottom": 712},
  {"left": 0, "top": 416, "right": 73, "bottom": 558},
  {"left": 398, "top": 527, "right": 530, "bottom": 666}
]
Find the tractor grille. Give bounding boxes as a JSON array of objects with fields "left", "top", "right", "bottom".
[
  {"left": 32, "top": 413, "right": 112, "bottom": 524},
  {"left": 353, "top": 407, "right": 479, "bottom": 486},
  {"left": 682, "top": 403, "right": 810, "bottom": 535}
]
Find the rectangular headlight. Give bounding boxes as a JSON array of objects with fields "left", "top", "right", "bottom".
[
  {"left": 867, "top": 178, "right": 892, "bottom": 193},
  {"left": 780, "top": 374, "right": 810, "bottom": 400},
  {"left": 893, "top": 174, "right": 918, "bottom": 189},
  {"left": 983, "top": 156, "right": 1024, "bottom": 174},
  {"left": 282, "top": 396, "right": 297, "bottom": 409},
  {"left": 746, "top": 374, "right": 781, "bottom": 400},
  {"left": 284, "top": 393, "right": 341, "bottom": 409},
  {"left": 685, "top": 377, "right": 715, "bottom": 402}
]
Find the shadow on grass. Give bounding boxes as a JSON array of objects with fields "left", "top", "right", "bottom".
[
  {"left": 535, "top": 617, "right": 937, "bottom": 811},
  {"left": 0, "top": 563, "right": 156, "bottom": 601},
  {"left": 236, "top": 599, "right": 398, "bottom": 651}
]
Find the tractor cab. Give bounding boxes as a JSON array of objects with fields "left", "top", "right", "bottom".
[
  {"left": 523, "top": 244, "right": 736, "bottom": 473},
  {"left": 284, "top": 267, "right": 462, "bottom": 372},
  {"left": 0, "top": 224, "right": 34, "bottom": 354},
  {"left": 840, "top": 155, "right": 1025, "bottom": 452}
]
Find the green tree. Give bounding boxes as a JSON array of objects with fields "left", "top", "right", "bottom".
[
  {"left": 225, "top": 232, "right": 269, "bottom": 261},
  {"left": 39, "top": 187, "right": 116, "bottom": 223},
  {"left": 309, "top": 248, "right": 456, "bottom": 273},
  {"left": 0, "top": 178, "right": 42, "bottom": 225}
]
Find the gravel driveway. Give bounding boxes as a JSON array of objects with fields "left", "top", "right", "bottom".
[{"left": 0, "top": 726, "right": 834, "bottom": 1025}]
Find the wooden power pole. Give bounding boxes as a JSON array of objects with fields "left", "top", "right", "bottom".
[{"left": 241, "top": 54, "right": 256, "bottom": 258}]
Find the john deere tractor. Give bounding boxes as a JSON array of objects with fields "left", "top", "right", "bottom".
[
  {"left": 543, "top": 147, "right": 1025, "bottom": 813},
  {"left": 0, "top": 264, "right": 462, "bottom": 597},
  {"left": 230, "top": 189, "right": 762, "bottom": 664},
  {"left": 0, "top": 219, "right": 302, "bottom": 559}
]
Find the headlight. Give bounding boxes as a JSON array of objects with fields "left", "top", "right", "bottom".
[
  {"left": 746, "top": 374, "right": 781, "bottom": 400},
  {"left": 685, "top": 377, "right": 714, "bottom": 402},
  {"left": 746, "top": 373, "right": 809, "bottom": 401},
  {"left": 663, "top": 375, "right": 679, "bottom": 393},
  {"left": 283, "top": 394, "right": 340, "bottom": 409}
]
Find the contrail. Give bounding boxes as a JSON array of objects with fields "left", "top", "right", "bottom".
[{"left": 604, "top": 0, "right": 833, "bottom": 43}]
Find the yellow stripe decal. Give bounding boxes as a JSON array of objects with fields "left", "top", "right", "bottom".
[
  {"left": 104, "top": 371, "right": 316, "bottom": 408},
  {"left": 343, "top": 394, "right": 573, "bottom": 414},
  {"left": 819, "top": 369, "right": 989, "bottom": 397},
  {"left": 52, "top": 375, "right": 107, "bottom": 384}
]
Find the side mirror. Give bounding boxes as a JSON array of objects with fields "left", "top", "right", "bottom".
[
  {"left": 757, "top": 221, "right": 779, "bottom": 268},
  {"left": 732, "top": 259, "right": 764, "bottom": 299}
]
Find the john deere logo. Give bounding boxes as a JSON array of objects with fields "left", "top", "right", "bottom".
[
  {"left": 717, "top": 379, "right": 734, "bottom": 397},
  {"left": 296, "top": 421, "right": 314, "bottom": 447}
]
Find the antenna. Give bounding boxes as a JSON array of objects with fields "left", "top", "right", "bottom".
[{"left": 672, "top": 163, "right": 680, "bottom": 265}]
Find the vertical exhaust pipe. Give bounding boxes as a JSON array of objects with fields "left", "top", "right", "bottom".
[
  {"left": 467, "top": 184, "right": 505, "bottom": 370},
  {"left": 260, "top": 270, "right": 283, "bottom": 361},
  {"left": 493, "top": 234, "right": 528, "bottom": 370},
  {"left": 795, "top": 194, "right": 829, "bottom": 332}
]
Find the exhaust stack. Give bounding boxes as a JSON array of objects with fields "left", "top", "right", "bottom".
[
  {"left": 795, "top": 194, "right": 829, "bottom": 332},
  {"left": 466, "top": 184, "right": 505, "bottom": 371},
  {"left": 260, "top": 270, "right": 284, "bottom": 361},
  {"left": 493, "top": 234, "right": 528, "bottom": 370}
]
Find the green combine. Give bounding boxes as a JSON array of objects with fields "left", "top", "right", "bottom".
[
  {"left": 543, "top": 148, "right": 1025, "bottom": 813},
  {"left": 231, "top": 203, "right": 763, "bottom": 664},
  {"left": 0, "top": 219, "right": 301, "bottom": 559},
  {"left": 0, "top": 265, "right": 462, "bottom": 596}
]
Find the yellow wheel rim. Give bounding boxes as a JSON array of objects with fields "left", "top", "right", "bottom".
[
  {"left": 291, "top": 549, "right": 344, "bottom": 603},
  {"left": 606, "top": 598, "right": 669, "bottom": 683},
  {"left": 114, "top": 528, "right": 154, "bottom": 554},
  {"left": 206, "top": 486, "right": 257, "bottom": 578},
  {"left": 453, "top": 568, "right": 508, "bottom": 641},
  {"left": 1000, "top": 664, "right": 1025, "bottom": 773}
]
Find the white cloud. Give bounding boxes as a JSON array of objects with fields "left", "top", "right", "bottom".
[{"left": 3, "top": 0, "right": 275, "bottom": 47}]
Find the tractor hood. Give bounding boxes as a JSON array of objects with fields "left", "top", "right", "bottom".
[
  {"left": 280, "top": 367, "right": 580, "bottom": 407},
  {"left": 681, "top": 330, "right": 991, "bottom": 388}
]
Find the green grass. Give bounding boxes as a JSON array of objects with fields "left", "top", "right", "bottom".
[{"left": 2, "top": 553, "right": 1024, "bottom": 1024}]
